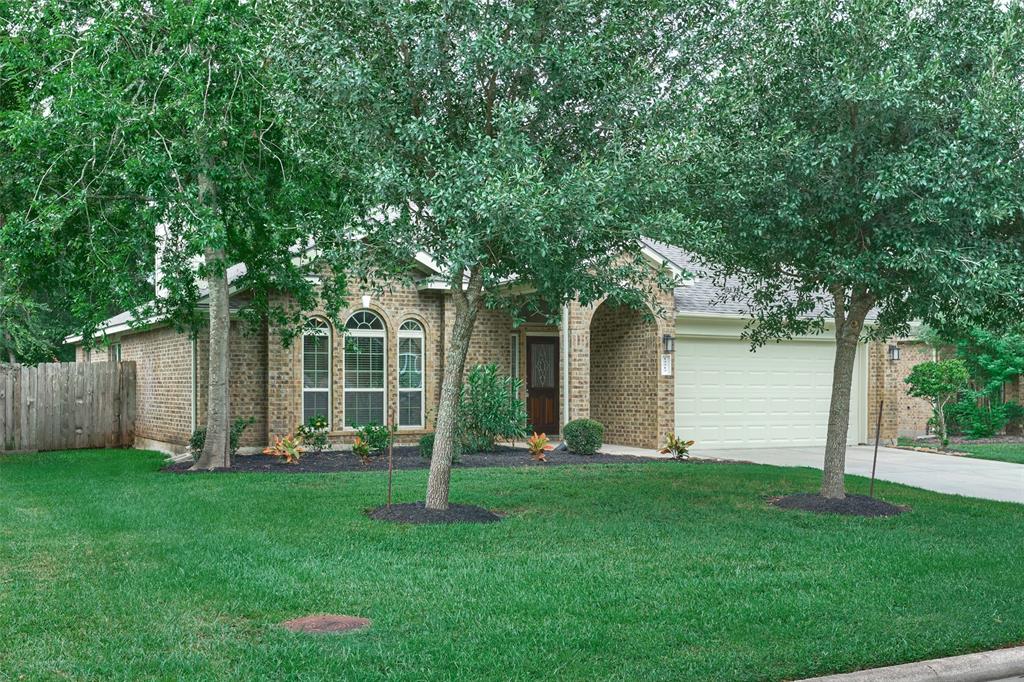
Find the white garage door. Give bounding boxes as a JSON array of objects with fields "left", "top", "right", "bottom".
[{"left": 674, "top": 335, "right": 865, "bottom": 451}]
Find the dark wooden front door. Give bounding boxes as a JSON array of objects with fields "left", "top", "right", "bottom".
[{"left": 526, "top": 337, "right": 559, "bottom": 435}]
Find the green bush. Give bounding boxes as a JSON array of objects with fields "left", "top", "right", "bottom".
[
  {"left": 356, "top": 422, "right": 393, "bottom": 454},
  {"left": 458, "top": 364, "right": 528, "bottom": 453},
  {"left": 946, "top": 398, "right": 1020, "bottom": 439},
  {"left": 418, "top": 433, "right": 435, "bottom": 459},
  {"left": 419, "top": 432, "right": 462, "bottom": 462},
  {"left": 297, "top": 415, "right": 330, "bottom": 453},
  {"left": 563, "top": 418, "right": 604, "bottom": 455},
  {"left": 189, "top": 417, "right": 255, "bottom": 458}
]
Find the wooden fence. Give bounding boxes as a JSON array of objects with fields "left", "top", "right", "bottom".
[{"left": 0, "top": 361, "right": 136, "bottom": 453}]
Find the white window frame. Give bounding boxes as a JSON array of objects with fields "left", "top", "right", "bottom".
[
  {"left": 301, "top": 319, "right": 332, "bottom": 430},
  {"left": 397, "top": 320, "right": 425, "bottom": 429},
  {"left": 109, "top": 342, "right": 122, "bottom": 363},
  {"left": 343, "top": 310, "right": 387, "bottom": 429},
  {"left": 509, "top": 333, "right": 520, "bottom": 380}
]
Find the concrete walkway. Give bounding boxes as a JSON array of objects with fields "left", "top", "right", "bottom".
[{"left": 598, "top": 443, "right": 1024, "bottom": 504}]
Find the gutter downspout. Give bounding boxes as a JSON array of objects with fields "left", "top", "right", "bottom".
[{"left": 561, "top": 304, "right": 570, "bottom": 434}]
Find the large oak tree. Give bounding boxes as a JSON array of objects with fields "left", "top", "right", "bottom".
[
  {"left": 4, "top": 1, "right": 355, "bottom": 467},
  {"left": 657, "top": 0, "right": 1024, "bottom": 498},
  {"left": 275, "top": 0, "right": 684, "bottom": 509}
]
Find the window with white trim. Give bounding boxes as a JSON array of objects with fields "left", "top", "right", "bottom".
[
  {"left": 109, "top": 343, "right": 122, "bottom": 363},
  {"left": 509, "top": 334, "right": 520, "bottom": 380},
  {"left": 398, "top": 320, "right": 424, "bottom": 428},
  {"left": 302, "top": 320, "right": 331, "bottom": 425},
  {"left": 344, "top": 310, "right": 386, "bottom": 427}
]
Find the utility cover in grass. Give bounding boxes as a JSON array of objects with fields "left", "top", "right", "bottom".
[
  {"left": 281, "top": 615, "right": 371, "bottom": 634},
  {"left": 770, "top": 493, "right": 908, "bottom": 517},
  {"left": 368, "top": 501, "right": 503, "bottom": 524}
]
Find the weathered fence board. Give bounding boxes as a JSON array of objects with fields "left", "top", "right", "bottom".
[{"left": 0, "top": 362, "right": 136, "bottom": 453}]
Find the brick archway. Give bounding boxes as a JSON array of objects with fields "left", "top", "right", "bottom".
[{"left": 588, "top": 301, "right": 659, "bottom": 448}]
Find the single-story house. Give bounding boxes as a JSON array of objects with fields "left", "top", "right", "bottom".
[{"left": 69, "top": 240, "right": 912, "bottom": 456}]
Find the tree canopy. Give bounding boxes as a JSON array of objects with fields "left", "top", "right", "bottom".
[
  {"left": 274, "top": 0, "right": 683, "bottom": 508},
  {"left": 3, "top": 1, "right": 357, "bottom": 466},
  {"left": 656, "top": 0, "right": 1024, "bottom": 498}
]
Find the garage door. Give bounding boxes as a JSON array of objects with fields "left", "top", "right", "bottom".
[{"left": 674, "top": 335, "right": 865, "bottom": 451}]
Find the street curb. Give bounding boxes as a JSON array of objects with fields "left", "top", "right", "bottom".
[{"left": 796, "top": 646, "right": 1024, "bottom": 682}]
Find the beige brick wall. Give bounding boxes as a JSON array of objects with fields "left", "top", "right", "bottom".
[
  {"left": 267, "top": 282, "right": 447, "bottom": 443},
  {"left": 77, "top": 263, "right": 678, "bottom": 450},
  {"left": 117, "top": 327, "right": 192, "bottom": 447},
  {"left": 588, "top": 304, "right": 659, "bottom": 448},
  {"left": 566, "top": 279, "right": 676, "bottom": 449},
  {"left": 194, "top": 320, "right": 269, "bottom": 447},
  {"left": 895, "top": 340, "right": 937, "bottom": 438}
]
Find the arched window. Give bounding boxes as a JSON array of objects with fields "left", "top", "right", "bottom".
[
  {"left": 344, "top": 310, "right": 386, "bottom": 427},
  {"left": 302, "top": 320, "right": 331, "bottom": 426},
  {"left": 398, "top": 320, "right": 425, "bottom": 428}
]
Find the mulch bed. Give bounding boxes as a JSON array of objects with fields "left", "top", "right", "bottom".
[
  {"left": 162, "top": 445, "right": 663, "bottom": 474},
  {"left": 367, "top": 501, "right": 503, "bottom": 525},
  {"left": 280, "top": 614, "right": 371, "bottom": 634},
  {"left": 770, "top": 493, "right": 908, "bottom": 517}
]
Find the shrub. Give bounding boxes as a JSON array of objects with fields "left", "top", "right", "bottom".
[
  {"left": 905, "top": 360, "right": 970, "bottom": 447},
  {"left": 263, "top": 434, "right": 303, "bottom": 464},
  {"left": 459, "top": 363, "right": 528, "bottom": 453},
  {"left": 297, "top": 415, "right": 330, "bottom": 453},
  {"left": 189, "top": 417, "right": 255, "bottom": 458},
  {"left": 563, "top": 418, "right": 604, "bottom": 455},
  {"left": 352, "top": 436, "right": 371, "bottom": 462},
  {"left": 419, "top": 432, "right": 462, "bottom": 463},
  {"left": 526, "top": 432, "right": 554, "bottom": 462},
  {"left": 356, "top": 422, "right": 393, "bottom": 454},
  {"left": 1006, "top": 402, "right": 1024, "bottom": 435},
  {"left": 659, "top": 434, "right": 695, "bottom": 460},
  {"left": 946, "top": 397, "right": 1019, "bottom": 439}
]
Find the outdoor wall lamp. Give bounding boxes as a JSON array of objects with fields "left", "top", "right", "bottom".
[
  {"left": 888, "top": 345, "right": 901, "bottom": 362},
  {"left": 662, "top": 334, "right": 675, "bottom": 354}
]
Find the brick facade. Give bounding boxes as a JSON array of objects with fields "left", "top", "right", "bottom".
[
  {"left": 588, "top": 304, "right": 659, "bottom": 448},
  {"left": 895, "top": 340, "right": 938, "bottom": 438},
  {"left": 109, "top": 327, "right": 193, "bottom": 449}
]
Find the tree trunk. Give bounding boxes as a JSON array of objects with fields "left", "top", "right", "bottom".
[
  {"left": 191, "top": 246, "right": 231, "bottom": 470},
  {"left": 936, "top": 397, "right": 949, "bottom": 448},
  {"left": 3, "top": 330, "right": 15, "bottom": 364},
  {"left": 820, "top": 290, "right": 873, "bottom": 500},
  {"left": 425, "top": 266, "right": 485, "bottom": 510}
]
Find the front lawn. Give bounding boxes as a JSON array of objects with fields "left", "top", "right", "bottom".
[
  {"left": 953, "top": 442, "right": 1024, "bottom": 465},
  {"left": 898, "top": 436, "right": 1024, "bottom": 465},
  {"left": 3, "top": 450, "right": 1023, "bottom": 681}
]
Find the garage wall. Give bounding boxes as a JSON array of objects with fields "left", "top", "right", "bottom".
[{"left": 673, "top": 317, "right": 867, "bottom": 452}]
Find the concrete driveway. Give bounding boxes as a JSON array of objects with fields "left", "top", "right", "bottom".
[{"left": 714, "top": 445, "right": 1024, "bottom": 504}]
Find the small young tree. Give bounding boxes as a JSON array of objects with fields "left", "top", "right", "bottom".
[
  {"left": 274, "top": 0, "right": 682, "bottom": 509},
  {"left": 657, "top": 0, "right": 1024, "bottom": 499},
  {"left": 905, "top": 360, "right": 970, "bottom": 448}
]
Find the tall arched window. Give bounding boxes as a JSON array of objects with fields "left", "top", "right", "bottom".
[
  {"left": 302, "top": 319, "right": 331, "bottom": 426},
  {"left": 344, "top": 310, "right": 386, "bottom": 427},
  {"left": 398, "top": 320, "right": 425, "bottom": 428}
]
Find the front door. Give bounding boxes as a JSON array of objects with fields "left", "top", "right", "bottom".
[{"left": 526, "top": 337, "right": 559, "bottom": 435}]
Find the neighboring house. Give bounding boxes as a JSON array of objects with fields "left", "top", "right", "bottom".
[{"left": 68, "top": 240, "right": 907, "bottom": 456}]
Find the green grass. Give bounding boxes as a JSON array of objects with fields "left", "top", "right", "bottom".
[
  {"left": 953, "top": 442, "right": 1024, "bottom": 464},
  {"left": 2, "top": 450, "right": 1024, "bottom": 681},
  {"left": 899, "top": 436, "right": 1024, "bottom": 465}
]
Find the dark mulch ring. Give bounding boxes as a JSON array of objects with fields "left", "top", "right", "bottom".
[
  {"left": 367, "top": 501, "right": 503, "bottom": 525},
  {"left": 280, "top": 614, "right": 371, "bottom": 634},
  {"left": 770, "top": 493, "right": 909, "bottom": 518},
  {"left": 162, "top": 445, "right": 664, "bottom": 474}
]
